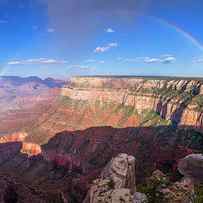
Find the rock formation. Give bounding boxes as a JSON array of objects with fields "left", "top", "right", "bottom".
[
  {"left": 83, "top": 153, "right": 147, "bottom": 203},
  {"left": 101, "top": 153, "right": 136, "bottom": 193},
  {"left": 21, "top": 142, "right": 42, "bottom": 156},
  {"left": 0, "top": 76, "right": 203, "bottom": 202},
  {"left": 61, "top": 76, "right": 203, "bottom": 130},
  {"left": 178, "top": 153, "right": 203, "bottom": 182},
  {"left": 0, "top": 132, "right": 41, "bottom": 156},
  {"left": 1, "top": 76, "right": 203, "bottom": 144},
  {"left": 0, "top": 127, "right": 200, "bottom": 202},
  {"left": 0, "top": 132, "right": 28, "bottom": 143}
]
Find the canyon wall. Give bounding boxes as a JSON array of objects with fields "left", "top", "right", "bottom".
[{"left": 61, "top": 76, "right": 203, "bottom": 129}]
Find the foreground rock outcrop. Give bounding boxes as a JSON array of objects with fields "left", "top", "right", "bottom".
[
  {"left": 0, "top": 127, "right": 201, "bottom": 202},
  {"left": 84, "top": 153, "right": 147, "bottom": 203},
  {"left": 101, "top": 153, "right": 136, "bottom": 193},
  {"left": 83, "top": 153, "right": 198, "bottom": 203}
]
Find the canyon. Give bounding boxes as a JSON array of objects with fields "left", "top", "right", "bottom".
[
  {"left": 62, "top": 76, "right": 203, "bottom": 129},
  {"left": 2, "top": 76, "right": 203, "bottom": 144},
  {"left": 0, "top": 76, "right": 203, "bottom": 202}
]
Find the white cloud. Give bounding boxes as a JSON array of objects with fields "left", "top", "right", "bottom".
[
  {"left": 106, "top": 28, "right": 115, "bottom": 33},
  {"left": 8, "top": 58, "right": 68, "bottom": 65},
  {"left": 94, "top": 46, "right": 110, "bottom": 53},
  {"left": 144, "top": 55, "right": 176, "bottom": 64},
  {"left": 160, "top": 56, "right": 176, "bottom": 64},
  {"left": 119, "top": 55, "right": 176, "bottom": 64},
  {"left": 94, "top": 42, "right": 118, "bottom": 53},
  {"left": 47, "top": 28, "right": 55, "bottom": 33},
  {"left": 108, "top": 42, "right": 118, "bottom": 47},
  {"left": 8, "top": 61, "right": 21, "bottom": 65},
  {"left": 144, "top": 57, "right": 160, "bottom": 63},
  {"left": 193, "top": 57, "right": 203, "bottom": 63}
]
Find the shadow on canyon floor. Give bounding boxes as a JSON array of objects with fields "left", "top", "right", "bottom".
[{"left": 0, "top": 125, "right": 203, "bottom": 202}]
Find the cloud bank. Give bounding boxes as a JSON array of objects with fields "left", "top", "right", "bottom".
[
  {"left": 120, "top": 55, "right": 176, "bottom": 64},
  {"left": 8, "top": 58, "right": 68, "bottom": 65}
]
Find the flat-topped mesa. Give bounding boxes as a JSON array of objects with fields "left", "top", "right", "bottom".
[
  {"left": 69, "top": 76, "right": 203, "bottom": 91},
  {"left": 61, "top": 76, "right": 203, "bottom": 129}
]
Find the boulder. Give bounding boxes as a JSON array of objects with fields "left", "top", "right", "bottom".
[
  {"left": 101, "top": 153, "right": 136, "bottom": 193},
  {"left": 83, "top": 153, "right": 137, "bottom": 203},
  {"left": 178, "top": 153, "right": 203, "bottom": 182}
]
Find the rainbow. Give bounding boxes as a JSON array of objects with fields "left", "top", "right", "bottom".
[{"left": 151, "top": 16, "right": 203, "bottom": 51}]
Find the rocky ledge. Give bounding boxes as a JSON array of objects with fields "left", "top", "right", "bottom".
[
  {"left": 83, "top": 153, "right": 199, "bottom": 203},
  {"left": 61, "top": 76, "right": 203, "bottom": 130},
  {"left": 0, "top": 126, "right": 202, "bottom": 202}
]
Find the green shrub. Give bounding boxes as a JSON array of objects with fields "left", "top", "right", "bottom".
[
  {"left": 137, "top": 171, "right": 170, "bottom": 203},
  {"left": 194, "top": 95, "right": 203, "bottom": 111},
  {"left": 194, "top": 184, "right": 203, "bottom": 203}
]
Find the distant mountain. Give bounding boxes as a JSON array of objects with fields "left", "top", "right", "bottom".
[
  {"left": 0, "top": 76, "right": 66, "bottom": 88},
  {"left": 0, "top": 76, "right": 64, "bottom": 133}
]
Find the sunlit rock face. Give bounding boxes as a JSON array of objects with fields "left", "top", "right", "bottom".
[
  {"left": 0, "top": 132, "right": 28, "bottom": 143},
  {"left": 1, "top": 76, "right": 203, "bottom": 145},
  {"left": 0, "top": 132, "right": 41, "bottom": 156},
  {"left": 21, "top": 142, "right": 42, "bottom": 156},
  {"left": 61, "top": 76, "right": 203, "bottom": 130}
]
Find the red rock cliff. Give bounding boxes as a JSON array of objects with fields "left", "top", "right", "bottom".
[{"left": 61, "top": 76, "right": 203, "bottom": 129}]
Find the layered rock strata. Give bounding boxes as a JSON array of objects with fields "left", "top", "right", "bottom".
[{"left": 61, "top": 76, "right": 203, "bottom": 129}]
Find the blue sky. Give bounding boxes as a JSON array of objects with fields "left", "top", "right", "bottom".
[{"left": 0, "top": 0, "right": 203, "bottom": 78}]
